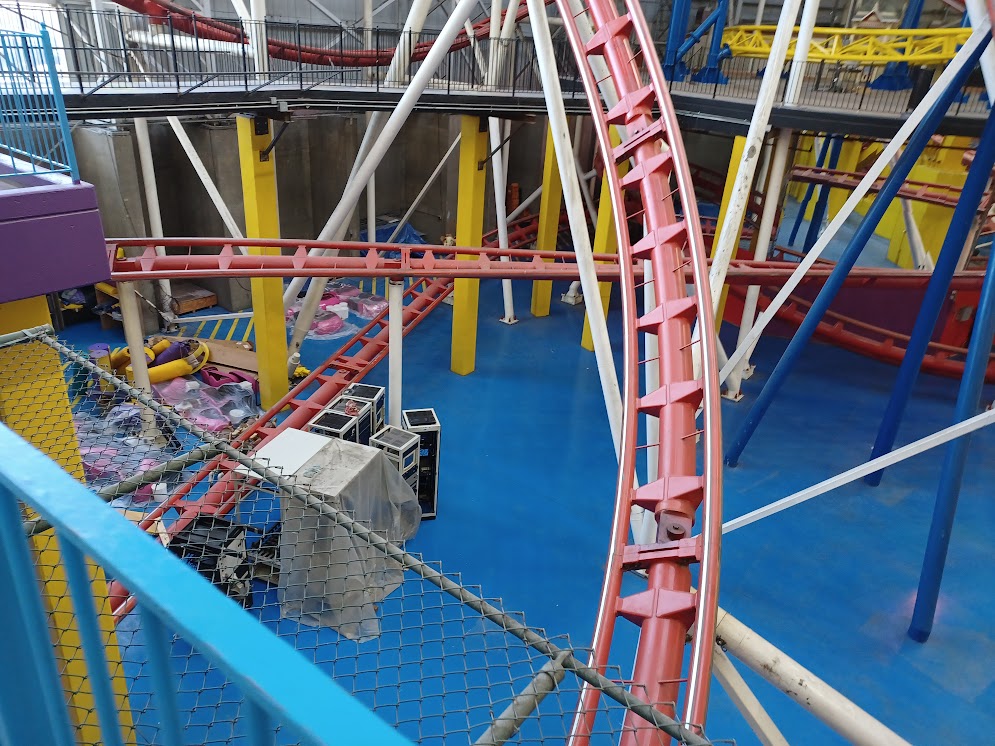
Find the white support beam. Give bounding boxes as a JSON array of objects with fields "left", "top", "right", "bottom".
[
  {"left": 712, "top": 644, "right": 789, "bottom": 746},
  {"left": 134, "top": 118, "right": 173, "bottom": 316},
  {"left": 722, "top": 407, "right": 995, "bottom": 534},
  {"left": 166, "top": 117, "right": 246, "bottom": 248},
  {"left": 718, "top": 24, "right": 990, "bottom": 387}
]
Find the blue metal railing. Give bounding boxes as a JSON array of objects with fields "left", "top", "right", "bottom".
[
  {"left": 0, "top": 425, "right": 412, "bottom": 746},
  {"left": 0, "top": 26, "right": 78, "bottom": 181}
]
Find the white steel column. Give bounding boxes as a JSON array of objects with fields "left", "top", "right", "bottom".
[
  {"left": 286, "top": 0, "right": 481, "bottom": 366},
  {"left": 388, "top": 279, "right": 404, "bottom": 426},
  {"left": 281, "top": 0, "right": 434, "bottom": 306},
  {"left": 166, "top": 117, "right": 246, "bottom": 246},
  {"left": 712, "top": 644, "right": 789, "bottom": 746},
  {"left": 705, "top": 0, "right": 802, "bottom": 317},
  {"left": 118, "top": 281, "right": 159, "bottom": 439},
  {"left": 134, "top": 118, "right": 173, "bottom": 315},
  {"left": 719, "top": 24, "right": 990, "bottom": 386},
  {"left": 964, "top": 0, "right": 995, "bottom": 100},
  {"left": 249, "top": 0, "right": 268, "bottom": 75},
  {"left": 716, "top": 609, "right": 913, "bottom": 746},
  {"left": 784, "top": 0, "right": 820, "bottom": 105},
  {"left": 734, "top": 128, "right": 793, "bottom": 381},
  {"left": 388, "top": 134, "right": 462, "bottom": 242}
]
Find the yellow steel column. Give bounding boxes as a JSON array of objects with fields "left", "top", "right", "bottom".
[
  {"left": 828, "top": 137, "right": 862, "bottom": 220},
  {"left": 451, "top": 116, "right": 489, "bottom": 376},
  {"left": 237, "top": 115, "right": 289, "bottom": 408},
  {"left": 0, "top": 296, "right": 136, "bottom": 745},
  {"left": 581, "top": 129, "right": 628, "bottom": 350},
  {"left": 712, "top": 135, "right": 747, "bottom": 330},
  {"left": 530, "top": 125, "right": 563, "bottom": 317}
]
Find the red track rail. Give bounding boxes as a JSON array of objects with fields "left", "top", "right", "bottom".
[
  {"left": 728, "top": 285, "right": 995, "bottom": 382},
  {"left": 789, "top": 166, "right": 980, "bottom": 208},
  {"left": 111, "top": 0, "right": 547, "bottom": 68},
  {"left": 557, "top": 0, "right": 722, "bottom": 740},
  {"left": 108, "top": 238, "right": 988, "bottom": 291}
]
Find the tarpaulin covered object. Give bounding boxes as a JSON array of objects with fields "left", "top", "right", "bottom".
[{"left": 278, "top": 438, "right": 421, "bottom": 641}]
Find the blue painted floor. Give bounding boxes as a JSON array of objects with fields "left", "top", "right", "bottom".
[{"left": 61, "top": 270, "right": 993, "bottom": 743}]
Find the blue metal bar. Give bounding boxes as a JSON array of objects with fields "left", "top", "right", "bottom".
[
  {"left": 788, "top": 135, "right": 832, "bottom": 246},
  {"left": 866, "top": 109, "right": 995, "bottom": 486},
  {"left": 0, "top": 486, "right": 77, "bottom": 746},
  {"left": 802, "top": 136, "right": 843, "bottom": 253},
  {"left": 58, "top": 536, "right": 127, "bottom": 746},
  {"left": 244, "top": 698, "right": 274, "bottom": 746},
  {"left": 663, "top": 0, "right": 692, "bottom": 81},
  {"left": 0, "top": 425, "right": 414, "bottom": 746},
  {"left": 724, "top": 37, "right": 989, "bottom": 467},
  {"left": 690, "top": 0, "right": 730, "bottom": 84},
  {"left": 908, "top": 191, "right": 995, "bottom": 644},
  {"left": 40, "top": 25, "right": 77, "bottom": 180},
  {"left": 140, "top": 608, "right": 184, "bottom": 746},
  {"left": 870, "top": 0, "right": 926, "bottom": 90}
]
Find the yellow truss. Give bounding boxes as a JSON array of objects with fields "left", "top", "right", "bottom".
[{"left": 722, "top": 25, "right": 971, "bottom": 64}]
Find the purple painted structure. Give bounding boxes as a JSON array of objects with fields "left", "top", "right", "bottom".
[{"left": 0, "top": 164, "right": 108, "bottom": 305}]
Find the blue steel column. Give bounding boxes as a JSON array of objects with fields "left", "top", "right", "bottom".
[
  {"left": 869, "top": 0, "right": 926, "bottom": 90},
  {"left": 908, "top": 199, "right": 995, "bottom": 642},
  {"left": 690, "top": 0, "right": 731, "bottom": 84},
  {"left": 788, "top": 135, "right": 832, "bottom": 246},
  {"left": 802, "top": 136, "right": 844, "bottom": 253},
  {"left": 865, "top": 109, "right": 995, "bottom": 486},
  {"left": 724, "top": 37, "right": 988, "bottom": 467},
  {"left": 664, "top": 0, "right": 692, "bottom": 81}
]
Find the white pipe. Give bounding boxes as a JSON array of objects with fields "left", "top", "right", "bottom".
[
  {"left": 118, "top": 281, "right": 159, "bottom": 439},
  {"left": 281, "top": 0, "right": 435, "bottom": 306},
  {"left": 719, "top": 24, "right": 991, "bottom": 387},
  {"left": 734, "top": 128, "right": 792, "bottom": 379},
  {"left": 490, "top": 117, "right": 518, "bottom": 323},
  {"left": 133, "top": 118, "right": 172, "bottom": 314},
  {"left": 711, "top": 644, "right": 789, "bottom": 746},
  {"left": 716, "top": 609, "right": 913, "bottom": 746},
  {"left": 388, "top": 133, "right": 462, "bottom": 243},
  {"left": 706, "top": 0, "right": 802, "bottom": 318},
  {"left": 388, "top": 279, "right": 403, "bottom": 426},
  {"left": 722, "top": 406, "right": 995, "bottom": 534},
  {"left": 902, "top": 197, "right": 934, "bottom": 271},
  {"left": 127, "top": 31, "right": 242, "bottom": 55},
  {"left": 964, "top": 0, "right": 995, "bottom": 102},
  {"left": 366, "top": 113, "right": 378, "bottom": 294},
  {"left": 526, "top": 0, "right": 625, "bottom": 469},
  {"left": 754, "top": 0, "right": 767, "bottom": 25},
  {"left": 166, "top": 117, "right": 246, "bottom": 247},
  {"left": 286, "top": 0, "right": 480, "bottom": 364},
  {"left": 784, "top": 0, "right": 820, "bottom": 105},
  {"left": 249, "top": 0, "right": 268, "bottom": 74}
]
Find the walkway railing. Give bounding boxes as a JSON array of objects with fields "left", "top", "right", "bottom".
[
  {"left": 0, "top": 422, "right": 411, "bottom": 746},
  {"left": 0, "top": 26, "right": 78, "bottom": 180},
  {"left": 1, "top": 2, "right": 988, "bottom": 120}
]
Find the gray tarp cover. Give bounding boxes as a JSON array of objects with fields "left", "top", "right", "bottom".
[{"left": 279, "top": 438, "right": 421, "bottom": 641}]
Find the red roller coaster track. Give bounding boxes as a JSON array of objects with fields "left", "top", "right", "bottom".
[{"left": 111, "top": 0, "right": 549, "bottom": 68}]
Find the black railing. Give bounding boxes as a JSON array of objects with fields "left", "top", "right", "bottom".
[{"left": 0, "top": 2, "right": 986, "bottom": 118}]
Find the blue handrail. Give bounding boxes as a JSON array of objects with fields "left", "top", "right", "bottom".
[
  {"left": 0, "top": 25, "right": 78, "bottom": 181},
  {"left": 0, "top": 425, "right": 413, "bottom": 746}
]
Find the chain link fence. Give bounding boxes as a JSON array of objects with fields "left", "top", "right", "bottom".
[{"left": 1, "top": 327, "right": 713, "bottom": 746}]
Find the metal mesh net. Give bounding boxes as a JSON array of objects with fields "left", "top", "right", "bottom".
[{"left": 2, "top": 329, "right": 710, "bottom": 746}]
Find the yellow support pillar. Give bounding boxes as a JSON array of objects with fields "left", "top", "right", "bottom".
[
  {"left": 0, "top": 296, "right": 136, "bottom": 745},
  {"left": 451, "top": 116, "right": 489, "bottom": 376},
  {"left": 237, "top": 116, "right": 289, "bottom": 409},
  {"left": 581, "top": 129, "right": 628, "bottom": 350},
  {"left": 530, "top": 125, "right": 563, "bottom": 317},
  {"left": 712, "top": 135, "right": 747, "bottom": 330}
]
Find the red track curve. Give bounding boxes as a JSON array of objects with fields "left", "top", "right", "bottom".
[{"left": 556, "top": 0, "right": 722, "bottom": 740}]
